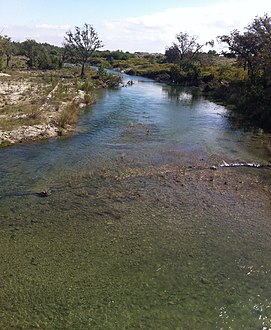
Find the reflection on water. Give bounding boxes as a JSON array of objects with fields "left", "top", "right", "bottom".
[
  {"left": 0, "top": 76, "right": 270, "bottom": 329},
  {"left": 162, "top": 85, "right": 201, "bottom": 106}
]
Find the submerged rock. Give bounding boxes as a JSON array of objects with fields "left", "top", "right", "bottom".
[
  {"left": 210, "top": 165, "right": 218, "bottom": 170},
  {"left": 36, "top": 189, "right": 52, "bottom": 198}
]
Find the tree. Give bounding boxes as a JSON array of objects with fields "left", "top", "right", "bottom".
[
  {"left": 217, "top": 14, "right": 271, "bottom": 128},
  {"left": 165, "top": 32, "right": 214, "bottom": 64},
  {"left": 0, "top": 35, "right": 12, "bottom": 69},
  {"left": 64, "top": 23, "right": 103, "bottom": 77},
  {"left": 21, "top": 39, "right": 39, "bottom": 69},
  {"left": 19, "top": 40, "right": 62, "bottom": 70},
  {"left": 165, "top": 45, "right": 181, "bottom": 64},
  {"left": 218, "top": 14, "right": 271, "bottom": 83},
  {"left": 165, "top": 32, "right": 213, "bottom": 85}
]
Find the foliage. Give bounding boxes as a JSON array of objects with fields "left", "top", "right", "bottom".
[
  {"left": 94, "top": 66, "right": 122, "bottom": 88},
  {"left": 218, "top": 13, "right": 271, "bottom": 83},
  {"left": 19, "top": 40, "right": 62, "bottom": 70},
  {"left": 165, "top": 32, "right": 214, "bottom": 64},
  {"left": 217, "top": 14, "right": 271, "bottom": 128},
  {"left": 164, "top": 32, "right": 214, "bottom": 85},
  {"left": 55, "top": 104, "right": 79, "bottom": 128},
  {"left": 84, "top": 93, "right": 95, "bottom": 105},
  {"left": 39, "top": 43, "right": 64, "bottom": 69},
  {"left": 170, "top": 62, "right": 201, "bottom": 85},
  {"left": 1, "top": 15, "right": 271, "bottom": 129},
  {"left": 0, "top": 34, "right": 12, "bottom": 69},
  {"left": 94, "top": 49, "right": 134, "bottom": 61},
  {"left": 64, "top": 23, "right": 103, "bottom": 77},
  {"left": 20, "top": 39, "right": 39, "bottom": 68},
  {"left": 80, "top": 79, "right": 92, "bottom": 93}
]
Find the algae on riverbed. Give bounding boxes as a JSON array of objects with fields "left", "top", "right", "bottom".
[{"left": 0, "top": 152, "right": 270, "bottom": 329}]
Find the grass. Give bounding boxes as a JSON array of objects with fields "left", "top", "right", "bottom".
[
  {"left": 0, "top": 104, "right": 44, "bottom": 130},
  {"left": 0, "top": 67, "right": 103, "bottom": 137},
  {"left": 54, "top": 104, "right": 79, "bottom": 129},
  {"left": 84, "top": 93, "right": 96, "bottom": 105}
]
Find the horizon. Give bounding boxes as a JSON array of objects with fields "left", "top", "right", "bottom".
[{"left": 1, "top": 0, "right": 271, "bottom": 53}]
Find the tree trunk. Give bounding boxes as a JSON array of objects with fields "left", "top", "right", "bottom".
[
  {"left": 80, "top": 62, "right": 85, "bottom": 78},
  {"left": 6, "top": 54, "right": 11, "bottom": 68}
]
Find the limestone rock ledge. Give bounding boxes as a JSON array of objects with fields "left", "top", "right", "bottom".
[{"left": 0, "top": 124, "right": 60, "bottom": 145}]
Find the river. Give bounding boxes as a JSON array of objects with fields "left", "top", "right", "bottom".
[{"left": 0, "top": 74, "right": 270, "bottom": 329}]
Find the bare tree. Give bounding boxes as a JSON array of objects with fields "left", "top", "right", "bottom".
[{"left": 64, "top": 23, "right": 103, "bottom": 77}]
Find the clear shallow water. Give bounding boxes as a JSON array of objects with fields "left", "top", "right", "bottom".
[
  {"left": 0, "top": 75, "right": 270, "bottom": 329},
  {"left": 1, "top": 77, "right": 269, "bottom": 191}
]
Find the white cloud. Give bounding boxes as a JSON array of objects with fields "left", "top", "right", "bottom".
[
  {"left": 35, "top": 24, "right": 71, "bottom": 30},
  {"left": 2, "top": 0, "right": 271, "bottom": 52},
  {"left": 102, "top": 0, "right": 271, "bottom": 52},
  {"left": 3, "top": 24, "right": 69, "bottom": 45}
]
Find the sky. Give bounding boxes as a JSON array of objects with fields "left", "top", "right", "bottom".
[{"left": 1, "top": 0, "right": 271, "bottom": 53}]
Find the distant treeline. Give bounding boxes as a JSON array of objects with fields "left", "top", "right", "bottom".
[{"left": 0, "top": 40, "right": 136, "bottom": 70}]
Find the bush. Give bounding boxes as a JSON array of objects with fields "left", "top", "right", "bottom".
[
  {"left": 106, "top": 74, "right": 122, "bottom": 88},
  {"left": 84, "top": 93, "right": 95, "bottom": 105},
  {"left": 155, "top": 73, "right": 171, "bottom": 82},
  {"left": 125, "top": 68, "right": 137, "bottom": 76},
  {"left": 55, "top": 104, "right": 79, "bottom": 128},
  {"left": 80, "top": 80, "right": 92, "bottom": 93}
]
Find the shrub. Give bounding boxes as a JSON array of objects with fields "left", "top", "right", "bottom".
[
  {"left": 80, "top": 80, "right": 92, "bottom": 93},
  {"left": 55, "top": 104, "right": 79, "bottom": 128},
  {"left": 84, "top": 93, "right": 95, "bottom": 105}
]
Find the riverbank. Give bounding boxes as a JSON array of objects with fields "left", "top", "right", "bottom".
[{"left": 0, "top": 67, "right": 121, "bottom": 147}]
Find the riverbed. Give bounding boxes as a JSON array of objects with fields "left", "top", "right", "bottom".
[{"left": 0, "top": 74, "right": 270, "bottom": 329}]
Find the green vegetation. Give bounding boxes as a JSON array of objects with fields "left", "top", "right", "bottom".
[
  {"left": 0, "top": 35, "right": 12, "bottom": 69},
  {"left": 94, "top": 15, "right": 270, "bottom": 130},
  {"left": 216, "top": 14, "right": 271, "bottom": 129},
  {"left": 0, "top": 65, "right": 121, "bottom": 146},
  {"left": 0, "top": 25, "right": 122, "bottom": 145},
  {"left": 1, "top": 15, "right": 271, "bottom": 134}
]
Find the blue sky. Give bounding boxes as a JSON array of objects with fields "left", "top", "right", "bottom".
[{"left": 1, "top": 0, "right": 271, "bottom": 52}]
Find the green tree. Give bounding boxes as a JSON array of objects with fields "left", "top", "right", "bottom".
[
  {"left": 64, "top": 23, "right": 103, "bottom": 77},
  {"left": 36, "top": 47, "right": 53, "bottom": 70},
  {"left": 217, "top": 14, "right": 271, "bottom": 128},
  {"left": 165, "top": 32, "right": 214, "bottom": 64},
  {"left": 0, "top": 35, "right": 12, "bottom": 69},
  {"left": 218, "top": 14, "right": 271, "bottom": 83},
  {"left": 19, "top": 40, "right": 62, "bottom": 70},
  {"left": 165, "top": 45, "right": 181, "bottom": 64},
  {"left": 166, "top": 32, "right": 213, "bottom": 84},
  {"left": 21, "top": 39, "right": 39, "bottom": 69}
]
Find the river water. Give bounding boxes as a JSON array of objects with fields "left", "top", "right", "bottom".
[{"left": 0, "top": 75, "right": 270, "bottom": 329}]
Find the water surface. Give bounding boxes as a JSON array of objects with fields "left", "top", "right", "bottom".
[{"left": 0, "top": 75, "right": 270, "bottom": 329}]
